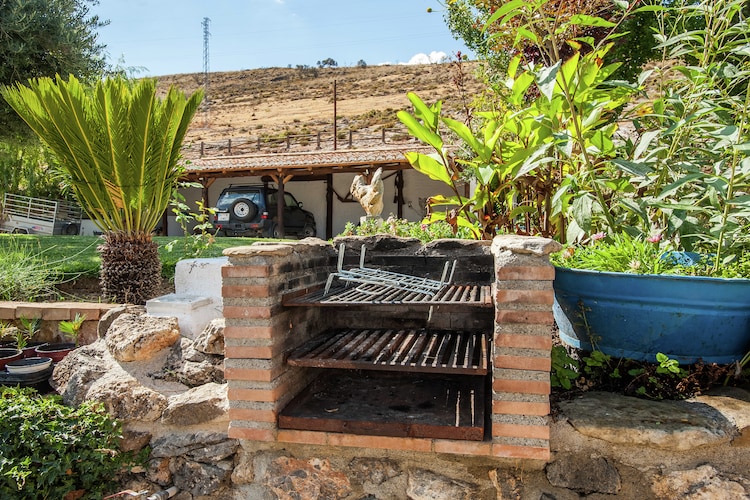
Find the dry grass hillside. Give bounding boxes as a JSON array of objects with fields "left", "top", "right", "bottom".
[{"left": 156, "top": 62, "right": 484, "bottom": 156}]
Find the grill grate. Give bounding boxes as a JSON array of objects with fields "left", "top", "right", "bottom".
[
  {"left": 283, "top": 283, "right": 492, "bottom": 307},
  {"left": 288, "top": 328, "right": 489, "bottom": 375}
]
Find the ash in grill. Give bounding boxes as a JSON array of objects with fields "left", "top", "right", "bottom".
[{"left": 280, "top": 241, "right": 494, "bottom": 441}]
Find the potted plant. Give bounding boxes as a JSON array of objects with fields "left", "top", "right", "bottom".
[
  {"left": 400, "top": 0, "right": 750, "bottom": 367},
  {"left": 549, "top": 0, "right": 750, "bottom": 364},
  {"left": 16, "top": 317, "right": 48, "bottom": 358},
  {"left": 36, "top": 313, "right": 86, "bottom": 363},
  {"left": 0, "top": 322, "right": 22, "bottom": 369}
]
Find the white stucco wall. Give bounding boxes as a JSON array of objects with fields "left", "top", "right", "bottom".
[{"left": 168, "top": 169, "right": 457, "bottom": 238}]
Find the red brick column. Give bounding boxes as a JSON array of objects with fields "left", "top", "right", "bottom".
[
  {"left": 222, "top": 241, "right": 331, "bottom": 442},
  {"left": 490, "top": 235, "right": 561, "bottom": 461}
]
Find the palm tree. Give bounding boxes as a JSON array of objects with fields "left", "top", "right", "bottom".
[{"left": 1, "top": 75, "right": 203, "bottom": 304}]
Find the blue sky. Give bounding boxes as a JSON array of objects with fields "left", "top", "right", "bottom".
[{"left": 91, "top": 1, "right": 472, "bottom": 77}]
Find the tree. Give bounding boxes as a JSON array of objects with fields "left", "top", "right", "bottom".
[
  {"left": 2, "top": 76, "right": 203, "bottom": 304},
  {"left": 0, "top": 0, "right": 107, "bottom": 138},
  {"left": 442, "top": 0, "right": 661, "bottom": 82},
  {"left": 317, "top": 58, "right": 338, "bottom": 68}
]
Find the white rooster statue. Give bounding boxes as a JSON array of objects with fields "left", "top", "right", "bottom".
[{"left": 350, "top": 167, "right": 384, "bottom": 217}]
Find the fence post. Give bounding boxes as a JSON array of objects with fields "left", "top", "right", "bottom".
[
  {"left": 227, "top": 138, "right": 232, "bottom": 155},
  {"left": 200, "top": 142, "right": 204, "bottom": 157},
  {"left": 286, "top": 135, "right": 291, "bottom": 150},
  {"left": 317, "top": 132, "right": 321, "bottom": 149},
  {"left": 382, "top": 128, "right": 386, "bottom": 143},
  {"left": 348, "top": 130, "right": 353, "bottom": 148},
  {"left": 257, "top": 137, "right": 261, "bottom": 151}
]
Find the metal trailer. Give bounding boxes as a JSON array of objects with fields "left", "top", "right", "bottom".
[{"left": 0, "top": 193, "right": 83, "bottom": 235}]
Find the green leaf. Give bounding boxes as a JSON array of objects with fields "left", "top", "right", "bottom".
[
  {"left": 536, "top": 61, "right": 560, "bottom": 101},
  {"left": 404, "top": 152, "right": 452, "bottom": 184},
  {"left": 568, "top": 14, "right": 616, "bottom": 28},
  {"left": 397, "top": 110, "right": 443, "bottom": 151}
]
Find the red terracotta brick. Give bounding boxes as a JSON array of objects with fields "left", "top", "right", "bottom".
[
  {"left": 222, "top": 265, "right": 270, "bottom": 278},
  {"left": 327, "top": 433, "right": 432, "bottom": 453},
  {"left": 225, "top": 366, "right": 284, "bottom": 382},
  {"left": 494, "top": 355, "right": 551, "bottom": 371},
  {"left": 495, "top": 289, "right": 554, "bottom": 305},
  {"left": 223, "top": 305, "right": 272, "bottom": 320},
  {"left": 224, "top": 325, "right": 275, "bottom": 340},
  {"left": 492, "top": 422, "right": 550, "bottom": 440},
  {"left": 495, "top": 310, "right": 555, "bottom": 325},
  {"left": 492, "top": 444, "right": 550, "bottom": 461},
  {"left": 492, "top": 400, "right": 550, "bottom": 416},
  {"left": 225, "top": 345, "right": 275, "bottom": 359},
  {"left": 493, "top": 379, "right": 551, "bottom": 395},
  {"left": 228, "top": 425, "right": 276, "bottom": 442},
  {"left": 228, "top": 408, "right": 277, "bottom": 423},
  {"left": 277, "top": 429, "right": 328, "bottom": 446},
  {"left": 222, "top": 284, "right": 271, "bottom": 298},
  {"left": 496, "top": 266, "right": 556, "bottom": 281},
  {"left": 495, "top": 334, "right": 552, "bottom": 350},
  {"left": 433, "top": 439, "right": 492, "bottom": 456}
]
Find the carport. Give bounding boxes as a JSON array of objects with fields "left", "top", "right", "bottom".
[{"left": 181, "top": 146, "right": 434, "bottom": 239}]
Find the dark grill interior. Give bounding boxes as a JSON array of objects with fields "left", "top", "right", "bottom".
[{"left": 288, "top": 328, "right": 489, "bottom": 375}]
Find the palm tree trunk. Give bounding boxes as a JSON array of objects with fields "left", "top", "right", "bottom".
[{"left": 98, "top": 231, "right": 161, "bottom": 304}]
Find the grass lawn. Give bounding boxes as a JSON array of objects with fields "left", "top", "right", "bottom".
[{"left": 0, "top": 234, "right": 264, "bottom": 279}]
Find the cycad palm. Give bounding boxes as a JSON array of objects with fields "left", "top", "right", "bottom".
[{"left": 2, "top": 75, "right": 203, "bottom": 303}]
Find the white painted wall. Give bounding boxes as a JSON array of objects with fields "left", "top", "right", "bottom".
[{"left": 168, "top": 170, "right": 457, "bottom": 238}]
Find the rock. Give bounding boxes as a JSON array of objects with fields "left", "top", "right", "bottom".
[
  {"left": 349, "top": 457, "right": 400, "bottom": 486},
  {"left": 406, "top": 469, "right": 476, "bottom": 500},
  {"left": 159, "top": 337, "right": 224, "bottom": 386},
  {"left": 86, "top": 373, "right": 168, "bottom": 422},
  {"left": 546, "top": 455, "right": 621, "bottom": 494},
  {"left": 171, "top": 458, "right": 233, "bottom": 497},
  {"left": 193, "top": 317, "right": 225, "bottom": 355},
  {"left": 491, "top": 235, "right": 562, "bottom": 256},
  {"left": 51, "top": 340, "right": 118, "bottom": 405},
  {"left": 651, "top": 465, "right": 750, "bottom": 499},
  {"left": 146, "top": 457, "right": 172, "bottom": 486},
  {"left": 557, "top": 392, "right": 736, "bottom": 450},
  {"left": 120, "top": 428, "right": 152, "bottom": 453},
  {"left": 151, "top": 432, "right": 233, "bottom": 459},
  {"left": 489, "top": 469, "right": 524, "bottom": 499},
  {"left": 105, "top": 311, "right": 180, "bottom": 362},
  {"left": 161, "top": 382, "right": 229, "bottom": 426},
  {"left": 264, "top": 456, "right": 352, "bottom": 500},
  {"left": 98, "top": 305, "right": 146, "bottom": 339}
]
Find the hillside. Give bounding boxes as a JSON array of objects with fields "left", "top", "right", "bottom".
[{"left": 156, "top": 62, "right": 484, "bottom": 157}]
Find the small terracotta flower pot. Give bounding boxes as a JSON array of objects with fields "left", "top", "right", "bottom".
[
  {"left": 35, "top": 342, "right": 76, "bottom": 363},
  {"left": 0, "top": 348, "right": 23, "bottom": 370}
]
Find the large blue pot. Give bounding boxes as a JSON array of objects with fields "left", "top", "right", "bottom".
[{"left": 553, "top": 267, "right": 750, "bottom": 364}]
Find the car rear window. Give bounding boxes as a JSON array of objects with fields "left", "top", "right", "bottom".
[{"left": 216, "top": 190, "right": 261, "bottom": 210}]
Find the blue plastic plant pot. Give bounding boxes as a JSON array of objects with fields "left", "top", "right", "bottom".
[{"left": 553, "top": 267, "right": 750, "bottom": 364}]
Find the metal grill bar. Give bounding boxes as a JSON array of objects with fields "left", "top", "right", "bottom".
[
  {"left": 283, "top": 283, "right": 492, "bottom": 307},
  {"left": 324, "top": 244, "right": 457, "bottom": 296},
  {"left": 288, "top": 328, "right": 489, "bottom": 375}
]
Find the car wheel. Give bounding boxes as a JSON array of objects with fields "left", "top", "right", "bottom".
[
  {"left": 231, "top": 198, "right": 258, "bottom": 221},
  {"left": 263, "top": 222, "right": 281, "bottom": 239},
  {"left": 301, "top": 224, "right": 316, "bottom": 238}
]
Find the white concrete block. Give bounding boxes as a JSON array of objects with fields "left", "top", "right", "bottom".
[
  {"left": 146, "top": 293, "right": 220, "bottom": 340},
  {"left": 174, "top": 257, "right": 228, "bottom": 299}
]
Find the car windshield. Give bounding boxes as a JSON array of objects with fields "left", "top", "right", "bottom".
[
  {"left": 216, "top": 190, "right": 261, "bottom": 210},
  {"left": 266, "top": 191, "right": 299, "bottom": 208}
]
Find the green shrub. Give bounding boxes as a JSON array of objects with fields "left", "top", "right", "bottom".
[
  {"left": 338, "top": 215, "right": 471, "bottom": 242},
  {"left": 0, "top": 387, "right": 143, "bottom": 499},
  {"left": 0, "top": 235, "right": 61, "bottom": 301}
]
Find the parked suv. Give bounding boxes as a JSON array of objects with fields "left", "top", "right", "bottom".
[{"left": 213, "top": 184, "right": 317, "bottom": 238}]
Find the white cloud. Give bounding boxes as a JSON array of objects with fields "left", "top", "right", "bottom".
[{"left": 404, "top": 51, "right": 448, "bottom": 65}]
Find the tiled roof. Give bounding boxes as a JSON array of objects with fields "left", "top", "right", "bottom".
[{"left": 182, "top": 146, "right": 434, "bottom": 180}]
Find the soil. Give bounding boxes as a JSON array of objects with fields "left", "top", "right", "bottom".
[
  {"left": 155, "top": 61, "right": 484, "bottom": 160},
  {"left": 54, "top": 276, "right": 175, "bottom": 304}
]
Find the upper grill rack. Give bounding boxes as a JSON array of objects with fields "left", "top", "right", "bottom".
[{"left": 324, "top": 243, "right": 456, "bottom": 297}]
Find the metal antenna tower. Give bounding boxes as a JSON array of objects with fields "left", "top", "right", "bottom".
[{"left": 202, "top": 17, "right": 211, "bottom": 114}]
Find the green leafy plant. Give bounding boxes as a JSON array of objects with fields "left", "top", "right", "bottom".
[
  {"left": 165, "top": 181, "right": 217, "bottom": 259},
  {"left": 0, "top": 235, "right": 62, "bottom": 301},
  {"left": 339, "top": 215, "right": 468, "bottom": 242},
  {"left": 58, "top": 313, "right": 86, "bottom": 346},
  {"left": 15, "top": 317, "right": 40, "bottom": 350},
  {"left": 551, "top": 345, "right": 580, "bottom": 390},
  {"left": 0, "top": 386, "right": 144, "bottom": 499}
]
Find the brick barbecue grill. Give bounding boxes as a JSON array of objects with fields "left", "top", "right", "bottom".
[{"left": 222, "top": 235, "right": 559, "bottom": 461}]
